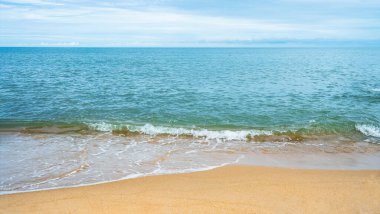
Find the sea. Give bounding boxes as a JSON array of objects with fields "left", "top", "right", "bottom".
[{"left": 1, "top": 47, "right": 380, "bottom": 193}]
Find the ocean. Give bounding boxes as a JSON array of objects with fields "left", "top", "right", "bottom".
[{"left": 1, "top": 47, "right": 380, "bottom": 193}]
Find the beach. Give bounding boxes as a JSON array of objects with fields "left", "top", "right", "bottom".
[
  {"left": 1, "top": 165, "right": 379, "bottom": 214},
  {"left": 2, "top": 0, "right": 380, "bottom": 211}
]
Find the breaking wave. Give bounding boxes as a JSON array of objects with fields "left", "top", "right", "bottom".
[
  {"left": 6, "top": 121, "right": 380, "bottom": 143},
  {"left": 87, "top": 122, "right": 273, "bottom": 141},
  {"left": 355, "top": 124, "right": 380, "bottom": 138}
]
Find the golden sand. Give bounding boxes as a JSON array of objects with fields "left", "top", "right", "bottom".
[{"left": 1, "top": 165, "right": 380, "bottom": 213}]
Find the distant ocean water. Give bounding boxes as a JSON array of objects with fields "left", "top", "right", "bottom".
[{"left": 1, "top": 47, "right": 380, "bottom": 193}]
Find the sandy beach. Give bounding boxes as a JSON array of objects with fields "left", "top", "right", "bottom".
[{"left": 1, "top": 165, "right": 379, "bottom": 214}]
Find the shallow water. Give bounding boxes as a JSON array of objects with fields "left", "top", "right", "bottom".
[
  {"left": 1, "top": 132, "right": 380, "bottom": 193},
  {"left": 1, "top": 48, "right": 380, "bottom": 193}
]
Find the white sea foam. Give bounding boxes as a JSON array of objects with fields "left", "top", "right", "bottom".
[
  {"left": 370, "top": 88, "right": 380, "bottom": 92},
  {"left": 355, "top": 124, "right": 380, "bottom": 138},
  {"left": 0, "top": 155, "right": 245, "bottom": 196},
  {"left": 87, "top": 122, "right": 118, "bottom": 132},
  {"left": 87, "top": 122, "right": 272, "bottom": 140}
]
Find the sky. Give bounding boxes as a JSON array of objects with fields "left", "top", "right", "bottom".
[{"left": 1, "top": 0, "right": 380, "bottom": 47}]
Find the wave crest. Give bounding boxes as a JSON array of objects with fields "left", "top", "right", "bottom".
[
  {"left": 355, "top": 124, "right": 380, "bottom": 138},
  {"left": 87, "top": 122, "right": 273, "bottom": 140}
]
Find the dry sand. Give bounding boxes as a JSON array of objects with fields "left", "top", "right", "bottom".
[{"left": 1, "top": 165, "right": 380, "bottom": 214}]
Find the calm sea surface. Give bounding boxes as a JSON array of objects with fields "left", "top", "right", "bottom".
[{"left": 1, "top": 48, "right": 380, "bottom": 193}]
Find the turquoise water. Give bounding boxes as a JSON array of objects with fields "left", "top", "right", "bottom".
[
  {"left": 1, "top": 47, "right": 380, "bottom": 193},
  {"left": 1, "top": 47, "right": 379, "bottom": 140}
]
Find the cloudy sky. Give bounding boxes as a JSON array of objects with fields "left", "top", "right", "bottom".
[{"left": 1, "top": 0, "right": 380, "bottom": 47}]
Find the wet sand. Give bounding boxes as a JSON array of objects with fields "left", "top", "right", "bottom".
[{"left": 1, "top": 165, "right": 380, "bottom": 213}]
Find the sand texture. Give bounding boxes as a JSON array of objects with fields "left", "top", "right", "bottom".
[{"left": 1, "top": 165, "right": 380, "bottom": 214}]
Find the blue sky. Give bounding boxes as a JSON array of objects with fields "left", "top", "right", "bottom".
[{"left": 1, "top": 0, "right": 380, "bottom": 47}]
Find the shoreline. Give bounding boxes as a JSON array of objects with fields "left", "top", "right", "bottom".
[
  {"left": 2, "top": 131, "right": 380, "bottom": 193},
  {"left": 2, "top": 149, "right": 380, "bottom": 196},
  {"left": 1, "top": 165, "right": 379, "bottom": 213},
  {"left": 0, "top": 163, "right": 230, "bottom": 196}
]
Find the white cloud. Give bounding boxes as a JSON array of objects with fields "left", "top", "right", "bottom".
[
  {"left": 0, "top": 6, "right": 323, "bottom": 36},
  {"left": 1, "top": 3, "right": 379, "bottom": 46},
  {"left": 2, "top": 0, "right": 64, "bottom": 6},
  {"left": 39, "top": 41, "right": 79, "bottom": 46},
  {"left": 0, "top": 3, "right": 13, "bottom": 8}
]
